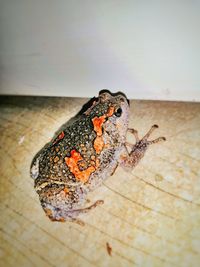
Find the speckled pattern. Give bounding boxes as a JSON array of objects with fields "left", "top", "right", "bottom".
[
  {"left": 0, "top": 96, "right": 200, "bottom": 267},
  {"left": 31, "top": 91, "right": 166, "bottom": 223},
  {"left": 30, "top": 92, "right": 132, "bottom": 222}
]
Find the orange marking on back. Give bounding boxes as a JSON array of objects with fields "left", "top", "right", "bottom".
[
  {"left": 65, "top": 150, "right": 96, "bottom": 183},
  {"left": 92, "top": 116, "right": 105, "bottom": 136},
  {"left": 93, "top": 136, "right": 104, "bottom": 154},
  {"left": 65, "top": 107, "right": 115, "bottom": 181},
  {"left": 92, "top": 106, "right": 115, "bottom": 154},
  {"left": 106, "top": 106, "right": 115, "bottom": 117},
  {"left": 53, "top": 131, "right": 65, "bottom": 145}
]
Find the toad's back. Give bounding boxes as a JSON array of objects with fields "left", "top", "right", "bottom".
[{"left": 30, "top": 91, "right": 130, "bottom": 222}]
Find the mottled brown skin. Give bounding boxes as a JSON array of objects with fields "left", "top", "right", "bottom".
[{"left": 30, "top": 91, "right": 166, "bottom": 224}]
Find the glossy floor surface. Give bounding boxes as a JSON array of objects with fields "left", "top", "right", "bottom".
[{"left": 0, "top": 96, "right": 200, "bottom": 267}]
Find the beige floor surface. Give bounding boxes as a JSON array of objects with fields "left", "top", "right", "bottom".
[{"left": 0, "top": 96, "right": 200, "bottom": 267}]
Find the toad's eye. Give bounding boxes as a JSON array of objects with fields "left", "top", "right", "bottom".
[{"left": 114, "top": 107, "right": 122, "bottom": 117}]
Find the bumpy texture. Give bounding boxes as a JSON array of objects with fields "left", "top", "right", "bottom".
[
  {"left": 30, "top": 91, "right": 129, "bottom": 222},
  {"left": 30, "top": 90, "right": 165, "bottom": 223}
]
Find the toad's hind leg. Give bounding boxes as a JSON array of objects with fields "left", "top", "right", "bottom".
[
  {"left": 43, "top": 200, "right": 104, "bottom": 225},
  {"left": 120, "top": 124, "right": 166, "bottom": 169}
]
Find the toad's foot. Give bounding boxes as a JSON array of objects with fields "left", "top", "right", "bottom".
[
  {"left": 44, "top": 200, "right": 104, "bottom": 225},
  {"left": 120, "top": 125, "right": 166, "bottom": 169}
]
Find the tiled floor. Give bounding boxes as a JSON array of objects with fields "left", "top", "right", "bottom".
[{"left": 0, "top": 96, "right": 200, "bottom": 267}]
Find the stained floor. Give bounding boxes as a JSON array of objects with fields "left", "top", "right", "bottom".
[{"left": 0, "top": 96, "right": 200, "bottom": 267}]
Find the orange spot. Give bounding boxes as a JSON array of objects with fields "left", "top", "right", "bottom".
[
  {"left": 65, "top": 107, "right": 114, "bottom": 182},
  {"left": 65, "top": 150, "right": 96, "bottom": 183},
  {"left": 93, "top": 136, "right": 104, "bottom": 154},
  {"left": 92, "top": 116, "right": 105, "bottom": 136},
  {"left": 53, "top": 131, "right": 65, "bottom": 145},
  {"left": 58, "top": 131, "right": 65, "bottom": 139},
  {"left": 92, "top": 106, "right": 114, "bottom": 154},
  {"left": 106, "top": 106, "right": 114, "bottom": 117}
]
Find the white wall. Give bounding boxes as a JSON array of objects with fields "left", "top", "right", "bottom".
[{"left": 0, "top": 0, "right": 200, "bottom": 101}]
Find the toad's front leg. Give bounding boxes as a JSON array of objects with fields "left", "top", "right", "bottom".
[{"left": 119, "top": 125, "right": 166, "bottom": 170}]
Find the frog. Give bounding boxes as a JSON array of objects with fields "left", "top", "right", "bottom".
[{"left": 30, "top": 90, "right": 166, "bottom": 224}]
